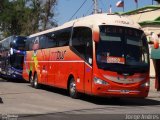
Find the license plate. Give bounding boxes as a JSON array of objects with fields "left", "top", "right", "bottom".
[{"left": 121, "top": 90, "right": 130, "bottom": 93}]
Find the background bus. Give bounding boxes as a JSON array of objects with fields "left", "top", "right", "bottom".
[
  {"left": 23, "top": 13, "right": 149, "bottom": 98},
  {"left": 0, "top": 36, "right": 26, "bottom": 80}
]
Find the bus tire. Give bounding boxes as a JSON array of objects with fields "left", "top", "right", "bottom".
[
  {"left": 33, "top": 73, "right": 40, "bottom": 89},
  {"left": 29, "top": 74, "right": 34, "bottom": 87},
  {"left": 69, "top": 78, "right": 78, "bottom": 99}
]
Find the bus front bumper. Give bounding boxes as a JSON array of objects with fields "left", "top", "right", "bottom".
[{"left": 92, "top": 84, "right": 149, "bottom": 98}]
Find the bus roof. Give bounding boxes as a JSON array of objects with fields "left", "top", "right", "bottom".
[
  {"left": 29, "top": 13, "right": 142, "bottom": 38},
  {"left": 0, "top": 36, "right": 13, "bottom": 43}
]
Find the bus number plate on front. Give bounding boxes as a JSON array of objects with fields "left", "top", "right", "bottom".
[{"left": 121, "top": 90, "right": 130, "bottom": 93}]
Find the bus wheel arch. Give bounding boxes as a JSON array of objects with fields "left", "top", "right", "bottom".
[
  {"left": 67, "top": 75, "right": 74, "bottom": 90},
  {"left": 29, "top": 71, "right": 32, "bottom": 82},
  {"left": 29, "top": 71, "right": 34, "bottom": 87},
  {"left": 67, "top": 75, "right": 79, "bottom": 99}
]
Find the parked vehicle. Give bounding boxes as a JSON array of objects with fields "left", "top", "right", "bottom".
[
  {"left": 23, "top": 14, "right": 149, "bottom": 98},
  {"left": 0, "top": 36, "right": 26, "bottom": 80}
]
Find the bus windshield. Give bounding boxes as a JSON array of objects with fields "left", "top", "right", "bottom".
[
  {"left": 11, "top": 36, "right": 26, "bottom": 50},
  {"left": 10, "top": 53, "right": 24, "bottom": 70},
  {"left": 96, "top": 25, "right": 149, "bottom": 73}
]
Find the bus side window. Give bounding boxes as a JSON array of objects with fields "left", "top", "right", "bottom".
[
  {"left": 25, "top": 38, "right": 30, "bottom": 51},
  {"left": 39, "top": 35, "right": 46, "bottom": 49},
  {"left": 84, "top": 28, "right": 93, "bottom": 65},
  {"left": 58, "top": 28, "right": 71, "bottom": 47},
  {"left": 29, "top": 38, "right": 35, "bottom": 51},
  {"left": 46, "top": 32, "right": 57, "bottom": 48},
  {"left": 72, "top": 27, "right": 86, "bottom": 58}
]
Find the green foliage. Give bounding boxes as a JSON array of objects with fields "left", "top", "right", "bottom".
[{"left": 0, "top": 0, "right": 57, "bottom": 38}]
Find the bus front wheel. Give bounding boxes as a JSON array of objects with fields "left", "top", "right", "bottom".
[{"left": 69, "top": 78, "right": 78, "bottom": 99}]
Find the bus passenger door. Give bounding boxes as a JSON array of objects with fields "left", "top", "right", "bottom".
[
  {"left": 71, "top": 26, "right": 93, "bottom": 94},
  {"left": 84, "top": 62, "right": 92, "bottom": 94},
  {"left": 84, "top": 30, "right": 93, "bottom": 94}
]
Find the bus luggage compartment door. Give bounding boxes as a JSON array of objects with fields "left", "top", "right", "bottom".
[{"left": 84, "top": 63, "right": 92, "bottom": 94}]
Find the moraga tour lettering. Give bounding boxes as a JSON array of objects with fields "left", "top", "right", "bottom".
[{"left": 51, "top": 50, "right": 66, "bottom": 60}]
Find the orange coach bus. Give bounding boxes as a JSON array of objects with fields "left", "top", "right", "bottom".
[{"left": 23, "top": 13, "right": 150, "bottom": 98}]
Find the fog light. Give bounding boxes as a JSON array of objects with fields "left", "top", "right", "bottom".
[
  {"left": 94, "top": 77, "right": 108, "bottom": 85},
  {"left": 141, "top": 82, "right": 150, "bottom": 87}
]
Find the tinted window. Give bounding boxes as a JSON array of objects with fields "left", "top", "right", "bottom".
[
  {"left": 39, "top": 35, "right": 46, "bottom": 49},
  {"left": 71, "top": 27, "right": 92, "bottom": 61},
  {"left": 26, "top": 28, "right": 71, "bottom": 50},
  {"left": 27, "top": 38, "right": 31, "bottom": 51},
  {"left": 26, "top": 37, "right": 41, "bottom": 50},
  {"left": 15, "top": 36, "right": 26, "bottom": 50},
  {"left": 46, "top": 32, "right": 58, "bottom": 48},
  {"left": 25, "top": 37, "right": 30, "bottom": 51},
  {"left": 29, "top": 37, "right": 35, "bottom": 50},
  {"left": 10, "top": 36, "right": 26, "bottom": 50},
  {"left": 58, "top": 28, "right": 71, "bottom": 47},
  {"left": 10, "top": 53, "right": 24, "bottom": 69},
  {"left": 45, "top": 28, "right": 71, "bottom": 48}
]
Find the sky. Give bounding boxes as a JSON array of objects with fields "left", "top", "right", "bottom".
[{"left": 55, "top": 0, "right": 158, "bottom": 25}]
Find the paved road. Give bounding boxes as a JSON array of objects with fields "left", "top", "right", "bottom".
[{"left": 0, "top": 78, "right": 160, "bottom": 120}]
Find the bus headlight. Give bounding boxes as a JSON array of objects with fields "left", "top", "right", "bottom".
[
  {"left": 94, "top": 77, "right": 108, "bottom": 85},
  {"left": 141, "top": 82, "right": 150, "bottom": 87}
]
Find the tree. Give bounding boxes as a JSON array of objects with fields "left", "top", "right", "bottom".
[
  {"left": 0, "top": 0, "right": 32, "bottom": 37},
  {"left": 41, "top": 0, "right": 57, "bottom": 30},
  {"left": 0, "top": 0, "right": 57, "bottom": 38},
  {"left": 28, "top": 0, "right": 57, "bottom": 30}
]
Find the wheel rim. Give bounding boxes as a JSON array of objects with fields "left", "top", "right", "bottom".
[
  {"left": 34, "top": 76, "right": 38, "bottom": 87},
  {"left": 70, "top": 81, "right": 76, "bottom": 95}
]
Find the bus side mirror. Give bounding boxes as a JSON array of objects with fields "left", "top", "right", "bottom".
[
  {"left": 93, "top": 26, "right": 99, "bottom": 42},
  {"left": 89, "top": 58, "right": 92, "bottom": 65},
  {"left": 151, "top": 33, "right": 159, "bottom": 49},
  {"left": 93, "top": 31, "right": 99, "bottom": 42},
  {"left": 154, "top": 40, "right": 159, "bottom": 49}
]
